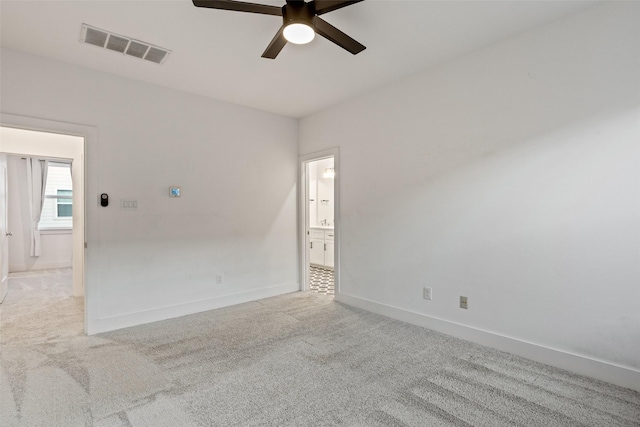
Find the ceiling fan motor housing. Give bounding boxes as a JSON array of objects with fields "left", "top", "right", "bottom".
[{"left": 282, "top": 2, "right": 315, "bottom": 28}]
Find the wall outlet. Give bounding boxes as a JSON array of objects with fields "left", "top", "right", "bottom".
[
  {"left": 423, "top": 287, "right": 432, "bottom": 300},
  {"left": 460, "top": 296, "right": 468, "bottom": 309},
  {"left": 215, "top": 274, "right": 223, "bottom": 285}
]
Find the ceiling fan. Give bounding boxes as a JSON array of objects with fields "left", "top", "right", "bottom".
[{"left": 192, "top": 0, "right": 366, "bottom": 59}]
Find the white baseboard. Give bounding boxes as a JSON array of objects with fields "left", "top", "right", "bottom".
[
  {"left": 336, "top": 293, "right": 640, "bottom": 392},
  {"left": 88, "top": 282, "right": 300, "bottom": 335}
]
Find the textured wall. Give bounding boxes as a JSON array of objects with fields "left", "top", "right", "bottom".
[
  {"left": 1, "top": 49, "right": 299, "bottom": 333},
  {"left": 300, "top": 2, "right": 640, "bottom": 377}
]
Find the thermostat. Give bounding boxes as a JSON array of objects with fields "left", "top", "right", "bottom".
[{"left": 169, "top": 186, "right": 181, "bottom": 197}]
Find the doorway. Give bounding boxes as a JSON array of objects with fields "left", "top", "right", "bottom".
[
  {"left": 0, "top": 126, "right": 85, "bottom": 327},
  {"left": 299, "top": 149, "right": 339, "bottom": 296},
  {"left": 1, "top": 113, "right": 98, "bottom": 334},
  {"left": 0, "top": 155, "right": 8, "bottom": 302}
]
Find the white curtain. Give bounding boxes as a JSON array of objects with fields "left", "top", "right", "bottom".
[{"left": 26, "top": 158, "right": 48, "bottom": 257}]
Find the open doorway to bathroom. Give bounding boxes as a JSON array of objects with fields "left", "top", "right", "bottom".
[{"left": 301, "top": 152, "right": 338, "bottom": 296}]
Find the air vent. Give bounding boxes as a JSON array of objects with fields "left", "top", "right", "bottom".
[{"left": 80, "top": 24, "right": 171, "bottom": 65}]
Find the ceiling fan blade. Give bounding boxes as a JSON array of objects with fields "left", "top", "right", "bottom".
[
  {"left": 262, "top": 26, "right": 287, "bottom": 59},
  {"left": 313, "top": 0, "right": 364, "bottom": 15},
  {"left": 192, "top": 0, "right": 282, "bottom": 16},
  {"left": 313, "top": 16, "right": 365, "bottom": 55}
]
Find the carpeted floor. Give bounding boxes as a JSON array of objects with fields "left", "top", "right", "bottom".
[{"left": 1, "top": 269, "right": 639, "bottom": 426}]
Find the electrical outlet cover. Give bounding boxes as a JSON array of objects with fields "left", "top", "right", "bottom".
[
  {"left": 423, "top": 287, "right": 432, "bottom": 300},
  {"left": 460, "top": 296, "right": 468, "bottom": 309}
]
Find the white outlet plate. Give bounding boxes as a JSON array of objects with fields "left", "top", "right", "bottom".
[
  {"left": 215, "top": 274, "right": 223, "bottom": 285},
  {"left": 423, "top": 287, "right": 432, "bottom": 300},
  {"left": 460, "top": 296, "right": 468, "bottom": 309}
]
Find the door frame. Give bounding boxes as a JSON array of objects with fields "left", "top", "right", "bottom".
[
  {"left": 0, "top": 113, "right": 98, "bottom": 334},
  {"left": 299, "top": 148, "right": 340, "bottom": 294},
  {"left": 0, "top": 155, "right": 8, "bottom": 303}
]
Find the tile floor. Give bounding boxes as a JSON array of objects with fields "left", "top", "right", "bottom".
[{"left": 309, "top": 265, "right": 334, "bottom": 295}]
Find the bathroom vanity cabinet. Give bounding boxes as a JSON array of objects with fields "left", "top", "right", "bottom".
[{"left": 309, "top": 228, "right": 334, "bottom": 268}]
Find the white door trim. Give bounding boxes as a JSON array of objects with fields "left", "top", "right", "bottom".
[
  {"left": 0, "top": 155, "right": 8, "bottom": 303},
  {"left": 0, "top": 113, "right": 98, "bottom": 335},
  {"left": 299, "top": 148, "right": 340, "bottom": 294}
]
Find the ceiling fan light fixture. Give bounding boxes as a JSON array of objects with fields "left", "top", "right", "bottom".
[
  {"left": 283, "top": 23, "right": 315, "bottom": 44},
  {"left": 192, "top": 0, "right": 366, "bottom": 59}
]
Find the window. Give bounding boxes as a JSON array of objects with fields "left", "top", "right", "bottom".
[
  {"left": 39, "top": 162, "right": 73, "bottom": 229},
  {"left": 56, "top": 189, "right": 73, "bottom": 217}
]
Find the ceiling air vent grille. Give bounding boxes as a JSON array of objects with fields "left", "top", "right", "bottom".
[{"left": 80, "top": 24, "right": 171, "bottom": 65}]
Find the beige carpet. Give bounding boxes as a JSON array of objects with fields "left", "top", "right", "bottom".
[{"left": 1, "top": 269, "right": 639, "bottom": 426}]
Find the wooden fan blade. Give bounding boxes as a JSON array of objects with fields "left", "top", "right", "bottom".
[
  {"left": 313, "top": 0, "right": 363, "bottom": 16},
  {"left": 193, "top": 0, "right": 282, "bottom": 16},
  {"left": 313, "top": 16, "right": 365, "bottom": 55},
  {"left": 262, "top": 26, "right": 287, "bottom": 59}
]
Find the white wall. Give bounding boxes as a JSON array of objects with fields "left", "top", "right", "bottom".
[
  {"left": 308, "top": 160, "right": 318, "bottom": 228},
  {"left": 300, "top": 2, "right": 640, "bottom": 389},
  {"left": 7, "top": 156, "right": 73, "bottom": 272},
  {"left": 1, "top": 48, "right": 299, "bottom": 333},
  {"left": 308, "top": 157, "right": 334, "bottom": 228},
  {"left": 315, "top": 158, "right": 334, "bottom": 227}
]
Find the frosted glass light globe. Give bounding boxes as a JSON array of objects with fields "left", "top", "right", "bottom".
[{"left": 283, "top": 23, "right": 315, "bottom": 44}]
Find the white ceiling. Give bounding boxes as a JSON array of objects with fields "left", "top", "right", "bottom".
[{"left": 1, "top": 0, "right": 596, "bottom": 118}]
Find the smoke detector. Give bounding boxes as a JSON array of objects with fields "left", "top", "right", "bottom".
[{"left": 80, "top": 24, "right": 171, "bottom": 65}]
